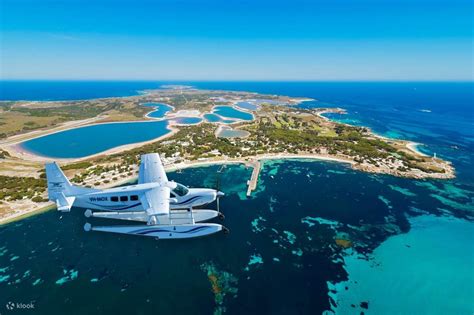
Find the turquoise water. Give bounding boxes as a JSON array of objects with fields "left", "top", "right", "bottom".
[
  {"left": 2, "top": 160, "right": 472, "bottom": 314},
  {"left": 204, "top": 113, "right": 222, "bottom": 122},
  {"left": 204, "top": 113, "right": 237, "bottom": 124},
  {"left": 20, "top": 121, "right": 170, "bottom": 158},
  {"left": 172, "top": 117, "right": 202, "bottom": 125},
  {"left": 330, "top": 215, "right": 474, "bottom": 314},
  {"left": 142, "top": 103, "right": 173, "bottom": 119},
  {"left": 213, "top": 106, "right": 253, "bottom": 121}
]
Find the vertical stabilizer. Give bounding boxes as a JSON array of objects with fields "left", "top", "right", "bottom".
[
  {"left": 45, "top": 162, "right": 96, "bottom": 211},
  {"left": 45, "top": 162, "right": 73, "bottom": 200}
]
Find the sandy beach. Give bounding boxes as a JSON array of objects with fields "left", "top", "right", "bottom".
[{"left": 406, "top": 142, "right": 429, "bottom": 157}]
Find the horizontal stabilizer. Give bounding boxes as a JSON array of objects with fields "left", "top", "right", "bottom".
[
  {"left": 45, "top": 162, "right": 98, "bottom": 212},
  {"left": 56, "top": 193, "right": 75, "bottom": 212}
]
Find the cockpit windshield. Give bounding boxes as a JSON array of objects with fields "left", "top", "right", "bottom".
[{"left": 173, "top": 183, "right": 189, "bottom": 196}]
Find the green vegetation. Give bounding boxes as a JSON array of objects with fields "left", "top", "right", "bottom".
[
  {"left": 0, "top": 88, "right": 285, "bottom": 138},
  {"left": 0, "top": 89, "right": 451, "bottom": 212},
  {"left": 70, "top": 163, "right": 136, "bottom": 185},
  {"left": 0, "top": 98, "right": 149, "bottom": 138},
  {"left": 61, "top": 161, "right": 93, "bottom": 170},
  {"left": 0, "top": 149, "right": 10, "bottom": 159},
  {"left": 0, "top": 175, "right": 46, "bottom": 202},
  {"left": 88, "top": 103, "right": 446, "bottom": 179}
]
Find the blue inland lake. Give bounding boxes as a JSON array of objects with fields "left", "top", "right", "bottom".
[
  {"left": 204, "top": 113, "right": 237, "bottom": 124},
  {"left": 213, "top": 106, "right": 254, "bottom": 121},
  {"left": 142, "top": 103, "right": 173, "bottom": 119},
  {"left": 172, "top": 117, "right": 203, "bottom": 125},
  {"left": 20, "top": 121, "right": 170, "bottom": 158},
  {"left": 235, "top": 101, "right": 258, "bottom": 111},
  {"left": 203, "top": 113, "right": 222, "bottom": 122},
  {"left": 216, "top": 127, "right": 250, "bottom": 138}
]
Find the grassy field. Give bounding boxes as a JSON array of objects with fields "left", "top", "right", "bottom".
[
  {"left": 0, "top": 111, "right": 63, "bottom": 138},
  {"left": 0, "top": 97, "right": 150, "bottom": 138}
]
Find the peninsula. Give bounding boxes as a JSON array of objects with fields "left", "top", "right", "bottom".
[{"left": 0, "top": 86, "right": 454, "bottom": 224}]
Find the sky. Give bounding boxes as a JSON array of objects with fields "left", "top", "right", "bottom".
[{"left": 0, "top": 0, "right": 472, "bottom": 81}]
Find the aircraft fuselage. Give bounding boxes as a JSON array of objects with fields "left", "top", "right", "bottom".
[{"left": 73, "top": 182, "right": 218, "bottom": 212}]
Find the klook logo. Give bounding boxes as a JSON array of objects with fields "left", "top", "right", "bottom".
[
  {"left": 5, "top": 302, "right": 15, "bottom": 310},
  {"left": 5, "top": 301, "right": 35, "bottom": 311}
]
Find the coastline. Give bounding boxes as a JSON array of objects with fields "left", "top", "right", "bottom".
[
  {"left": 0, "top": 203, "right": 55, "bottom": 226},
  {"left": 0, "top": 90, "right": 455, "bottom": 226},
  {"left": 405, "top": 142, "right": 429, "bottom": 157},
  {"left": 0, "top": 153, "right": 353, "bottom": 226},
  {"left": 1, "top": 143, "right": 452, "bottom": 226},
  {"left": 316, "top": 108, "right": 432, "bottom": 160}
]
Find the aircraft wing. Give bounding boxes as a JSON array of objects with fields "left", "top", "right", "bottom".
[
  {"left": 138, "top": 153, "right": 168, "bottom": 185},
  {"left": 139, "top": 186, "right": 171, "bottom": 224}
]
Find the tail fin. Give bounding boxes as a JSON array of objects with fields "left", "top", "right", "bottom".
[
  {"left": 45, "top": 162, "right": 96, "bottom": 212},
  {"left": 45, "top": 162, "right": 73, "bottom": 200}
]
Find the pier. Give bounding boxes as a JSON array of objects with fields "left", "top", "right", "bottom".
[{"left": 246, "top": 160, "right": 261, "bottom": 196}]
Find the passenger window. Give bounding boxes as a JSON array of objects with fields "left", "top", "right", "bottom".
[
  {"left": 130, "top": 195, "right": 138, "bottom": 201},
  {"left": 120, "top": 196, "right": 128, "bottom": 202},
  {"left": 111, "top": 196, "right": 118, "bottom": 202}
]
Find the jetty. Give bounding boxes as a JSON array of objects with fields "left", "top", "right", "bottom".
[{"left": 246, "top": 160, "right": 261, "bottom": 196}]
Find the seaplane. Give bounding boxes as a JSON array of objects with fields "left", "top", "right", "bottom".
[{"left": 45, "top": 153, "right": 227, "bottom": 239}]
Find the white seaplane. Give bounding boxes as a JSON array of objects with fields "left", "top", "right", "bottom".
[{"left": 45, "top": 153, "right": 227, "bottom": 239}]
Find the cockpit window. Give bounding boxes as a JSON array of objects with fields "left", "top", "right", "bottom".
[{"left": 173, "top": 183, "right": 189, "bottom": 196}]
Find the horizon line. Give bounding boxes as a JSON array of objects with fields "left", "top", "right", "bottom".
[{"left": 1, "top": 78, "right": 473, "bottom": 83}]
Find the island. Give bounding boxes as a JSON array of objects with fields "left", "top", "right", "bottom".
[{"left": 0, "top": 86, "right": 454, "bottom": 224}]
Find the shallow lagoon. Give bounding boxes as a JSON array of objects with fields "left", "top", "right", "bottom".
[
  {"left": 203, "top": 113, "right": 222, "bottom": 122},
  {"left": 213, "top": 106, "right": 253, "bottom": 121},
  {"left": 235, "top": 101, "right": 258, "bottom": 111},
  {"left": 204, "top": 113, "right": 236, "bottom": 124},
  {"left": 216, "top": 126, "right": 250, "bottom": 138},
  {"left": 171, "top": 117, "right": 202, "bottom": 125},
  {"left": 142, "top": 103, "right": 173, "bottom": 119},
  {"left": 20, "top": 121, "right": 170, "bottom": 158}
]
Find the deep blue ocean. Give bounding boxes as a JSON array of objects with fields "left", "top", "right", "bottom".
[
  {"left": 0, "top": 81, "right": 472, "bottom": 314},
  {"left": 0, "top": 81, "right": 163, "bottom": 101}
]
